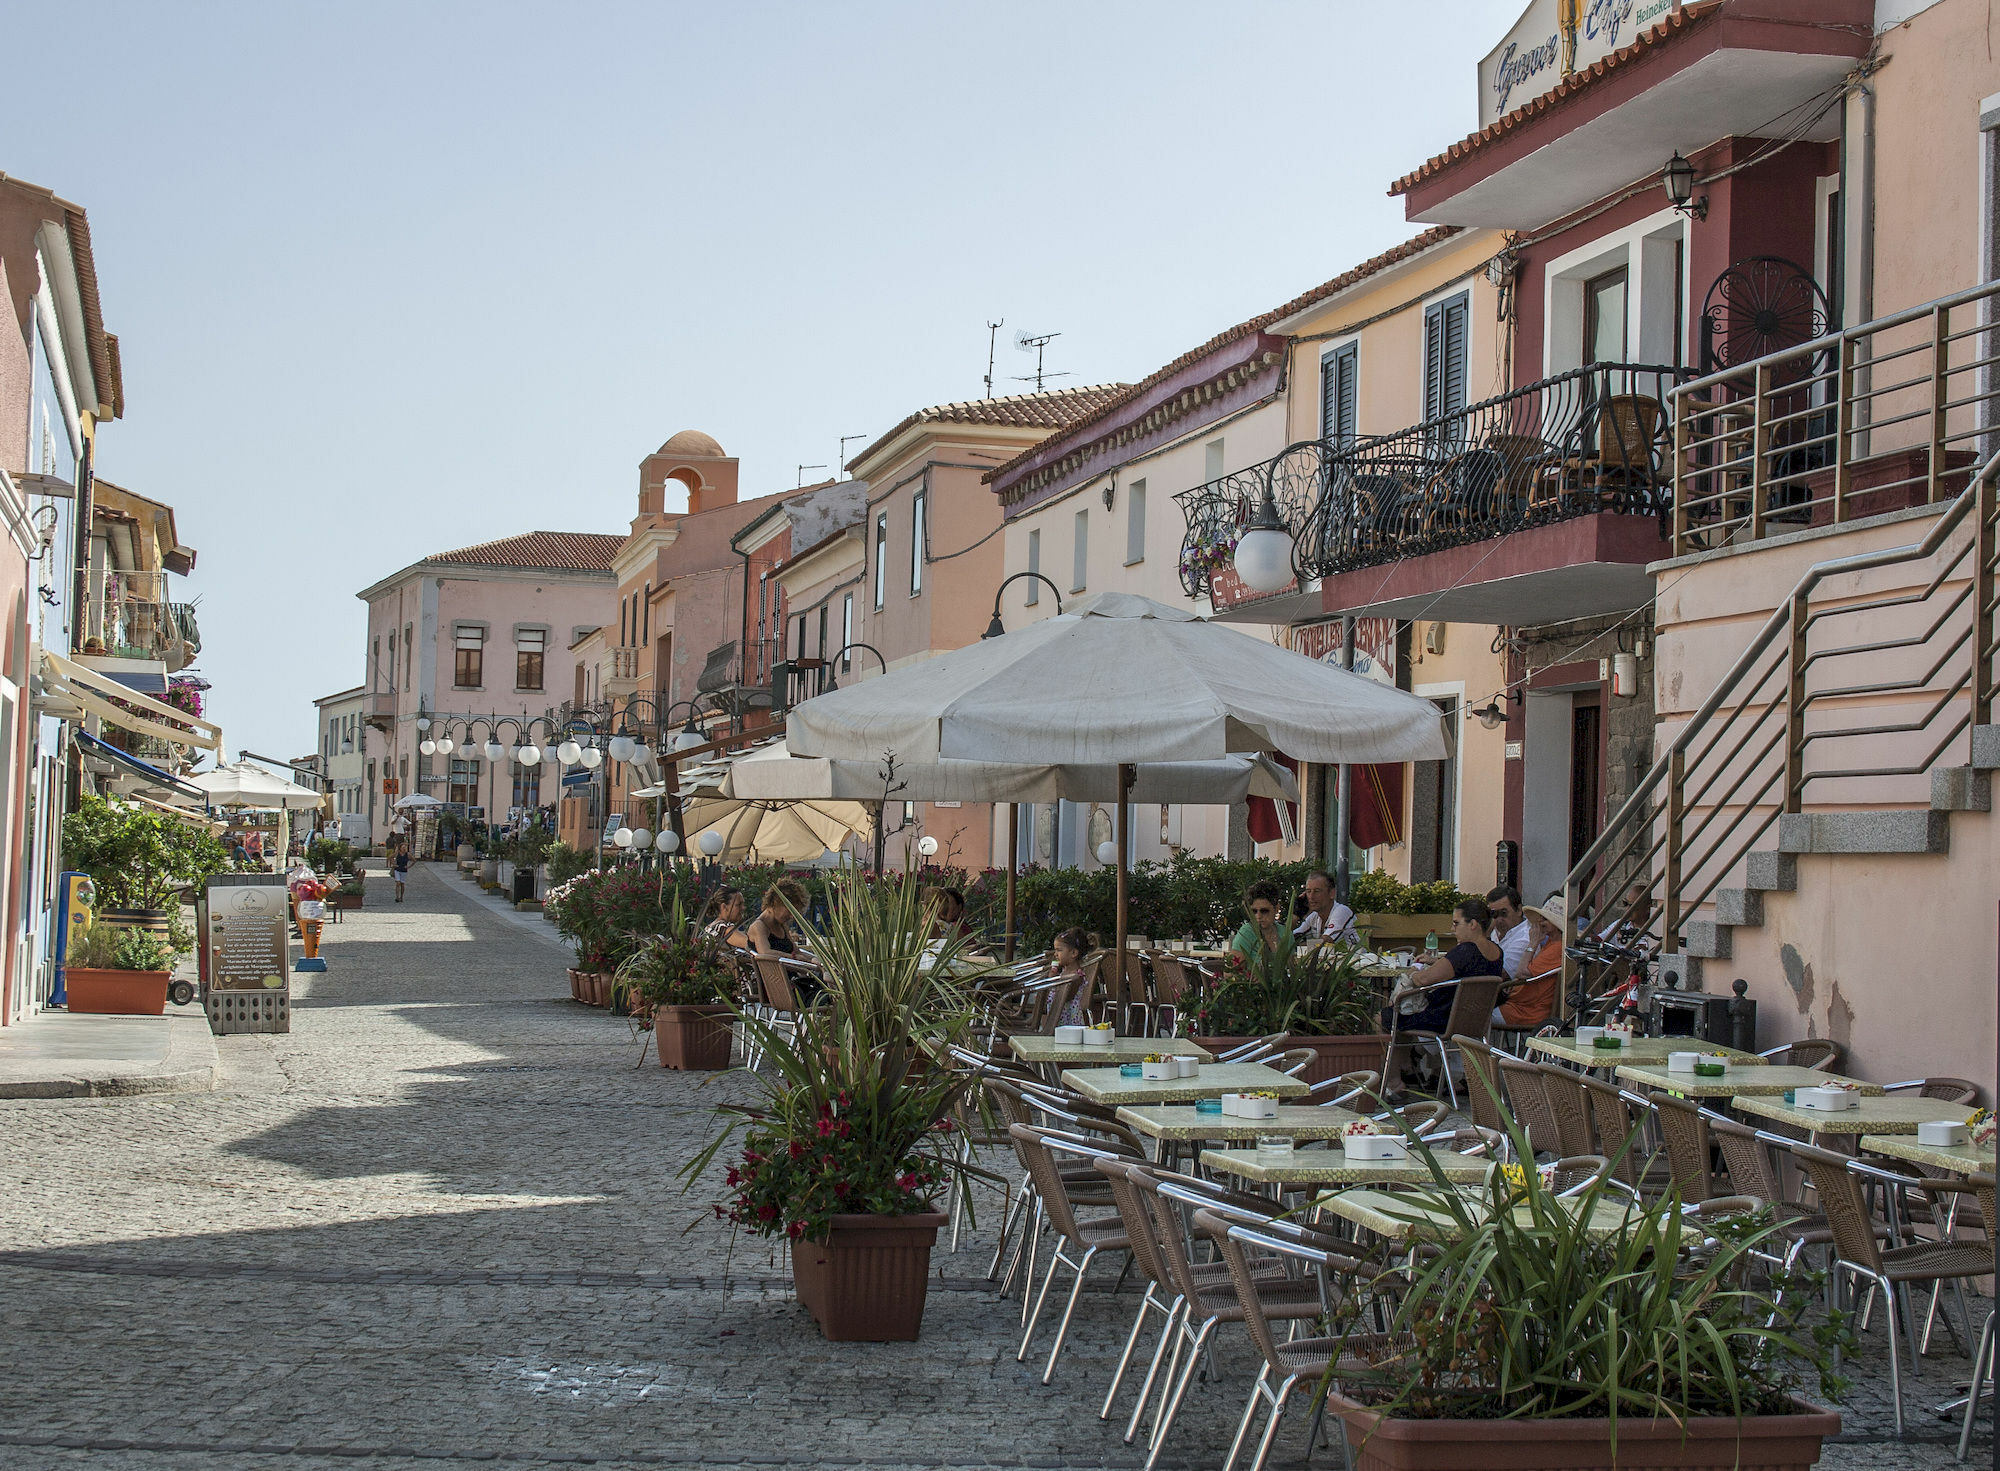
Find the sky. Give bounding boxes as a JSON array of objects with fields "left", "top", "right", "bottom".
[{"left": 0, "top": 0, "right": 1525, "bottom": 762}]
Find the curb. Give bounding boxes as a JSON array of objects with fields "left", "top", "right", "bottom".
[{"left": 0, "top": 1012, "right": 221, "bottom": 1100}]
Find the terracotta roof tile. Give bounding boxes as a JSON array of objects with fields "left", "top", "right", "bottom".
[
  {"left": 985, "top": 225, "right": 1465, "bottom": 491},
  {"left": 1388, "top": 2, "right": 1722, "bottom": 199},
  {"left": 425, "top": 531, "right": 625, "bottom": 573},
  {"left": 848, "top": 384, "right": 1129, "bottom": 471}
]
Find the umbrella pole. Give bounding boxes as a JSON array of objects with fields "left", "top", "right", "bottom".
[
  {"left": 1004, "top": 803, "right": 1017, "bottom": 962},
  {"left": 1114, "top": 763, "right": 1133, "bottom": 1022},
  {"left": 1334, "top": 615, "right": 1357, "bottom": 903}
]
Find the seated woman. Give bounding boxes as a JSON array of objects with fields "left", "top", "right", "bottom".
[
  {"left": 1048, "top": 927, "right": 1092, "bottom": 1029},
  {"left": 1229, "top": 881, "right": 1296, "bottom": 971},
  {"left": 1383, "top": 897, "right": 1506, "bottom": 1038},
  {"left": 1495, "top": 895, "right": 1565, "bottom": 1032},
  {"left": 702, "top": 886, "right": 751, "bottom": 950},
  {"left": 931, "top": 887, "right": 970, "bottom": 942},
  {"left": 747, "top": 879, "right": 809, "bottom": 956}
]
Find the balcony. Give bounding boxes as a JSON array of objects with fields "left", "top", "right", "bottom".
[
  {"left": 84, "top": 599, "right": 202, "bottom": 671},
  {"left": 1180, "top": 363, "right": 1690, "bottom": 624}
]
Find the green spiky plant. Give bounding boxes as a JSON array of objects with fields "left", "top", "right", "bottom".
[{"left": 679, "top": 861, "right": 1001, "bottom": 1244}]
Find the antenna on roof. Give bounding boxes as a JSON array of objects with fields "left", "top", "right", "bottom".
[
  {"left": 983, "top": 319, "right": 1004, "bottom": 399},
  {"left": 839, "top": 435, "right": 868, "bottom": 478},
  {"left": 797, "top": 464, "right": 827, "bottom": 487},
  {"left": 1013, "top": 330, "right": 1070, "bottom": 392}
]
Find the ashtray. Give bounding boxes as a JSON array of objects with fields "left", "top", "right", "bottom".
[
  {"left": 1593, "top": 1036, "right": 1624, "bottom": 1051},
  {"left": 1118, "top": 1063, "right": 1144, "bottom": 1078},
  {"left": 1693, "top": 1061, "right": 1727, "bottom": 1078},
  {"left": 1194, "top": 1098, "right": 1223, "bottom": 1115}
]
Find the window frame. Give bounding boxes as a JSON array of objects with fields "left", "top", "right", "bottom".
[
  {"left": 1071, "top": 508, "right": 1089, "bottom": 594},
  {"left": 1124, "top": 479, "right": 1146, "bottom": 566},
  {"left": 1321, "top": 341, "right": 1360, "bottom": 448},
  {"left": 873, "top": 512, "right": 888, "bottom": 610},
  {"left": 1025, "top": 528, "right": 1041, "bottom": 604},
  {"left": 909, "top": 489, "right": 926, "bottom": 596}
]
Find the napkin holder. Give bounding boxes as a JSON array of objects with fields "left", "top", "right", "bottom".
[
  {"left": 1796, "top": 1085, "right": 1858, "bottom": 1112},
  {"left": 1082, "top": 1027, "right": 1116, "bottom": 1048},
  {"left": 1053, "top": 1025, "right": 1086, "bottom": 1045},
  {"left": 1667, "top": 1051, "right": 1702, "bottom": 1072},
  {"left": 1343, "top": 1134, "right": 1409, "bottom": 1162},
  {"left": 1173, "top": 1055, "right": 1200, "bottom": 1078},
  {"left": 1221, "top": 1094, "right": 1277, "bottom": 1120},
  {"left": 1575, "top": 1026, "right": 1607, "bottom": 1046},
  {"left": 1141, "top": 1060, "right": 1173, "bottom": 1080},
  {"left": 1918, "top": 1120, "right": 1971, "bottom": 1147}
]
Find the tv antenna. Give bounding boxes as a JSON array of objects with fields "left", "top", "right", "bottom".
[
  {"left": 796, "top": 463, "right": 827, "bottom": 487},
  {"left": 839, "top": 434, "right": 868, "bottom": 477},
  {"left": 1013, "top": 330, "right": 1069, "bottom": 392},
  {"left": 983, "top": 319, "right": 1004, "bottom": 399}
]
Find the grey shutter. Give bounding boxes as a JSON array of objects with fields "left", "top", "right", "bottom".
[
  {"left": 1321, "top": 344, "right": 1359, "bottom": 447},
  {"left": 1423, "top": 294, "right": 1469, "bottom": 436}
]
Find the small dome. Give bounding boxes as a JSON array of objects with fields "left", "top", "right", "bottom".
[{"left": 657, "top": 429, "right": 726, "bottom": 458}]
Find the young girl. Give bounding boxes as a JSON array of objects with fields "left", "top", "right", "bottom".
[{"left": 1049, "top": 927, "right": 1092, "bottom": 1029}]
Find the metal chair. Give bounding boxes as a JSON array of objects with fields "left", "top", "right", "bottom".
[
  {"left": 1884, "top": 1077, "right": 1983, "bottom": 1106},
  {"left": 1215, "top": 1033, "right": 1289, "bottom": 1064},
  {"left": 1093, "top": 1158, "right": 1191, "bottom": 1440},
  {"left": 1534, "top": 1061, "right": 1598, "bottom": 1158},
  {"left": 1649, "top": 1092, "right": 1722, "bottom": 1204},
  {"left": 1958, "top": 1173, "right": 1996, "bottom": 1459},
  {"left": 1008, "top": 1124, "right": 1132, "bottom": 1385},
  {"left": 1382, "top": 976, "right": 1503, "bottom": 1110},
  {"left": 1493, "top": 1052, "right": 1564, "bottom": 1158},
  {"left": 1451, "top": 1034, "right": 1512, "bottom": 1140},
  {"left": 1306, "top": 1068, "right": 1382, "bottom": 1109},
  {"left": 1273, "top": 1047, "right": 1318, "bottom": 1078},
  {"left": 1760, "top": 1038, "right": 1845, "bottom": 1072}
]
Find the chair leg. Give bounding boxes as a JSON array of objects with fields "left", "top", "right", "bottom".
[
  {"left": 1147, "top": 1318, "right": 1217, "bottom": 1469},
  {"left": 1125, "top": 1299, "right": 1183, "bottom": 1444},
  {"left": 1223, "top": 1363, "right": 1271, "bottom": 1471},
  {"left": 1960, "top": 1310, "right": 1995, "bottom": 1460},
  {"left": 1016, "top": 1239, "right": 1066, "bottom": 1363},
  {"left": 1249, "top": 1377, "right": 1297, "bottom": 1471},
  {"left": 1102, "top": 1283, "right": 1162, "bottom": 1420},
  {"left": 1041, "top": 1244, "right": 1100, "bottom": 1384},
  {"left": 1886, "top": 1279, "right": 1907, "bottom": 1438},
  {"left": 988, "top": 1174, "right": 1029, "bottom": 1283}
]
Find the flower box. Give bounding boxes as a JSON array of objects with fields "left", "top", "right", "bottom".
[
  {"left": 65, "top": 967, "right": 170, "bottom": 1016},
  {"left": 790, "top": 1211, "right": 947, "bottom": 1341}
]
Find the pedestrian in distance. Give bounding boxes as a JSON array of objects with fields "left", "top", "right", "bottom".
[{"left": 393, "top": 847, "right": 410, "bottom": 902}]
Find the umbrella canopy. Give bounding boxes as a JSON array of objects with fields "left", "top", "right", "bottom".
[
  {"left": 186, "top": 761, "right": 323, "bottom": 810},
  {"left": 785, "top": 591, "right": 1446, "bottom": 766},
  {"left": 724, "top": 737, "right": 1300, "bottom": 807},
  {"left": 393, "top": 793, "right": 444, "bottom": 809},
  {"left": 677, "top": 795, "right": 874, "bottom": 864}
]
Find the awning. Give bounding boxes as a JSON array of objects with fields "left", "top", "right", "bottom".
[
  {"left": 41, "top": 648, "right": 222, "bottom": 751},
  {"left": 75, "top": 728, "right": 210, "bottom": 802},
  {"left": 73, "top": 653, "right": 169, "bottom": 695}
]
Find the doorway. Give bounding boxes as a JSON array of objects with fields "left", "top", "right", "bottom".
[
  {"left": 1407, "top": 695, "right": 1459, "bottom": 884},
  {"left": 1568, "top": 694, "right": 1603, "bottom": 872}
]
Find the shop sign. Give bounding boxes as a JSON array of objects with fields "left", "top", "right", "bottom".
[
  {"left": 1478, "top": 0, "right": 1662, "bottom": 127},
  {"left": 382, "top": 777, "right": 400, "bottom": 795},
  {"left": 1289, "top": 616, "right": 1398, "bottom": 686},
  {"left": 206, "top": 877, "right": 290, "bottom": 992}
]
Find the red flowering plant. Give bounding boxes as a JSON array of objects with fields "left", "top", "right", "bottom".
[{"left": 681, "top": 862, "right": 1002, "bottom": 1244}]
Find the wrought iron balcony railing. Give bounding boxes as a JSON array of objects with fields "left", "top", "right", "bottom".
[{"left": 1175, "top": 362, "right": 1692, "bottom": 595}]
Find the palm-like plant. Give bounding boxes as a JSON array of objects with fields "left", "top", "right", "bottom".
[{"left": 1188, "top": 941, "right": 1378, "bottom": 1037}]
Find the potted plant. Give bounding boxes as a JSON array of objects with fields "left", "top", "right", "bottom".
[
  {"left": 1319, "top": 1109, "right": 1849, "bottom": 1471},
  {"left": 62, "top": 794, "right": 229, "bottom": 942},
  {"left": 618, "top": 897, "right": 738, "bottom": 1069},
  {"left": 1186, "top": 942, "right": 1382, "bottom": 1083},
  {"left": 64, "top": 921, "right": 176, "bottom": 1015},
  {"left": 682, "top": 866, "right": 998, "bottom": 1341},
  {"left": 329, "top": 875, "right": 365, "bottom": 910}
]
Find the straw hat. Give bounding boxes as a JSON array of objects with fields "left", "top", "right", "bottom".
[{"left": 1523, "top": 894, "right": 1568, "bottom": 930}]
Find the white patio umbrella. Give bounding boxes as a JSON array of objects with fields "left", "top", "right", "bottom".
[
  {"left": 393, "top": 793, "right": 444, "bottom": 810},
  {"left": 187, "top": 761, "right": 324, "bottom": 810},
  {"left": 676, "top": 795, "right": 874, "bottom": 865},
  {"left": 785, "top": 591, "right": 1445, "bottom": 967}
]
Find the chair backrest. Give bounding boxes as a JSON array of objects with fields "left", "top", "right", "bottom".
[
  {"left": 1148, "top": 954, "right": 1190, "bottom": 1006},
  {"left": 1276, "top": 1047, "right": 1318, "bottom": 1077},
  {"left": 1451, "top": 1035, "right": 1509, "bottom": 1135},
  {"left": 1195, "top": 1210, "right": 1338, "bottom": 1381},
  {"left": 1785, "top": 1138, "right": 1885, "bottom": 1271},
  {"left": 1535, "top": 1062, "right": 1598, "bottom": 1158},
  {"left": 1438, "top": 1124, "right": 1508, "bottom": 1157},
  {"left": 1389, "top": 1100, "right": 1449, "bottom": 1135},
  {"left": 1314, "top": 1068, "right": 1383, "bottom": 1109},
  {"left": 1577, "top": 1074, "right": 1648, "bottom": 1185},
  {"left": 1128, "top": 1167, "right": 1216, "bottom": 1306},
  {"left": 1761, "top": 1038, "right": 1845, "bottom": 1072},
  {"left": 1971, "top": 1171, "right": 1996, "bottom": 1238},
  {"left": 1006, "top": 1123, "right": 1116, "bottom": 1246},
  {"left": 1094, "top": 1158, "right": 1171, "bottom": 1293},
  {"left": 1597, "top": 393, "right": 1664, "bottom": 469},
  {"left": 1702, "top": 1108, "right": 1782, "bottom": 1203},
  {"left": 756, "top": 958, "right": 799, "bottom": 1013},
  {"left": 1441, "top": 977, "right": 1504, "bottom": 1043},
  {"left": 1548, "top": 1155, "right": 1613, "bottom": 1194},
  {"left": 1494, "top": 1054, "right": 1562, "bottom": 1156},
  {"left": 1884, "top": 1077, "right": 1982, "bottom": 1106},
  {"left": 1216, "top": 1033, "right": 1288, "bottom": 1064},
  {"left": 1649, "top": 1091, "right": 1714, "bottom": 1204}
]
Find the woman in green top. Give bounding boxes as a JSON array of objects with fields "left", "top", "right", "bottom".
[{"left": 1229, "top": 880, "right": 1296, "bottom": 970}]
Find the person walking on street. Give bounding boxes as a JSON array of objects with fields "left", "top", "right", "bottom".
[{"left": 393, "top": 847, "right": 410, "bottom": 902}]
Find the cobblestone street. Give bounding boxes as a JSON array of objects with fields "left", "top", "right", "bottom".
[{"left": 0, "top": 863, "right": 1986, "bottom": 1471}]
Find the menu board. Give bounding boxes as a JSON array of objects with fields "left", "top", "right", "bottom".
[{"left": 207, "top": 879, "right": 291, "bottom": 991}]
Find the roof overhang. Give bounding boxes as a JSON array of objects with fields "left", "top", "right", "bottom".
[{"left": 1396, "top": 2, "right": 1869, "bottom": 230}]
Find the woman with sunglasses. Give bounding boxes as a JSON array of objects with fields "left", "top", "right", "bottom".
[{"left": 1228, "top": 880, "right": 1296, "bottom": 971}]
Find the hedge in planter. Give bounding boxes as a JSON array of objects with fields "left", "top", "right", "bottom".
[
  {"left": 1183, "top": 943, "right": 1382, "bottom": 1084},
  {"left": 1315, "top": 1107, "right": 1851, "bottom": 1471},
  {"left": 681, "top": 866, "right": 1001, "bottom": 1341},
  {"left": 617, "top": 895, "right": 738, "bottom": 1069}
]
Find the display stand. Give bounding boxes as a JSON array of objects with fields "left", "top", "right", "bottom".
[{"left": 203, "top": 872, "right": 292, "bottom": 1034}]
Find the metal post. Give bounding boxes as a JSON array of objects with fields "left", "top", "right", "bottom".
[
  {"left": 1931, "top": 303, "right": 1950, "bottom": 503},
  {"left": 663, "top": 757, "right": 686, "bottom": 850},
  {"left": 1663, "top": 747, "right": 1686, "bottom": 959},
  {"left": 1332, "top": 616, "right": 1357, "bottom": 904},
  {"left": 1750, "top": 362, "right": 1772, "bottom": 540},
  {"left": 1974, "top": 464, "right": 1997, "bottom": 727},
  {"left": 1834, "top": 334, "right": 1856, "bottom": 522},
  {"left": 1113, "top": 764, "right": 1134, "bottom": 1015},
  {"left": 1783, "top": 588, "right": 1811, "bottom": 814},
  {"left": 1004, "top": 803, "right": 1019, "bottom": 962}
]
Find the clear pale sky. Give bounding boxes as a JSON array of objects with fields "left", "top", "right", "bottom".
[{"left": 0, "top": 0, "right": 1524, "bottom": 763}]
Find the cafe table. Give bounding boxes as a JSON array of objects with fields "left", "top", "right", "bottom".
[
  {"left": 1118, "top": 1104, "right": 1365, "bottom": 1145},
  {"left": 1860, "top": 1133, "right": 1996, "bottom": 1175},
  {"left": 1316, "top": 1186, "right": 1636, "bottom": 1243},
  {"left": 1733, "top": 1092, "right": 1973, "bottom": 1138},
  {"left": 1060, "top": 1061, "right": 1309, "bottom": 1108},
  {"left": 1530, "top": 1035, "right": 1764, "bottom": 1070},
  {"left": 1614, "top": 1062, "right": 1882, "bottom": 1099},
  {"left": 1201, "top": 1145, "right": 1492, "bottom": 1188},
  {"left": 1008, "top": 1035, "right": 1213, "bottom": 1068}
]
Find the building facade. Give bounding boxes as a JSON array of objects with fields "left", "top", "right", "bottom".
[{"left": 313, "top": 686, "right": 369, "bottom": 842}]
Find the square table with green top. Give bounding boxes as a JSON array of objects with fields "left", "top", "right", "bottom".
[
  {"left": 1733, "top": 1093, "right": 1973, "bottom": 1137},
  {"left": 1008, "top": 1035, "right": 1213, "bottom": 1068},
  {"left": 1529, "top": 1035, "right": 1764, "bottom": 1070},
  {"left": 1060, "top": 1061, "right": 1310, "bottom": 1107},
  {"left": 1615, "top": 1063, "right": 1883, "bottom": 1099},
  {"left": 1860, "top": 1133, "right": 1996, "bottom": 1176},
  {"left": 1316, "top": 1186, "right": 1637, "bottom": 1243},
  {"left": 1201, "top": 1146, "right": 1493, "bottom": 1187},
  {"left": 1117, "top": 1104, "right": 1365, "bottom": 1144}
]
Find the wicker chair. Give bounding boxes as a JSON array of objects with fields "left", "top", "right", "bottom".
[
  {"left": 1959, "top": 1173, "right": 1996, "bottom": 1458},
  {"left": 1576, "top": 1074, "right": 1658, "bottom": 1190},
  {"left": 1493, "top": 1053, "right": 1564, "bottom": 1158},
  {"left": 1093, "top": 1158, "right": 1193, "bottom": 1440},
  {"left": 1649, "top": 1092, "right": 1723, "bottom": 1204},
  {"left": 1534, "top": 1062, "right": 1598, "bottom": 1158},
  {"left": 1009, "top": 1124, "right": 1132, "bottom": 1384},
  {"left": 1760, "top": 1038, "right": 1845, "bottom": 1072},
  {"left": 1884, "top": 1077, "right": 1983, "bottom": 1106},
  {"left": 1382, "top": 976, "right": 1503, "bottom": 1110},
  {"left": 1450, "top": 1035, "right": 1512, "bottom": 1140}
]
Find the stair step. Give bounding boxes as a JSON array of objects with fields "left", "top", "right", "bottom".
[
  {"left": 1680, "top": 919, "right": 1733, "bottom": 959},
  {"left": 1973, "top": 726, "right": 2000, "bottom": 771},
  {"left": 1777, "top": 809, "right": 1950, "bottom": 856},
  {"left": 1932, "top": 766, "right": 1993, "bottom": 813},
  {"left": 1714, "top": 888, "right": 1764, "bottom": 927},
  {"left": 1743, "top": 850, "right": 1797, "bottom": 892}
]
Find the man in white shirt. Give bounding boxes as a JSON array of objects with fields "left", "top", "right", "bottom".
[
  {"left": 1293, "top": 869, "right": 1357, "bottom": 948},
  {"left": 1486, "top": 884, "right": 1533, "bottom": 980}
]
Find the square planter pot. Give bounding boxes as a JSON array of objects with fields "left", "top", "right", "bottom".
[
  {"left": 1324, "top": 1391, "right": 1838, "bottom": 1471},
  {"left": 791, "top": 1211, "right": 947, "bottom": 1341},
  {"left": 655, "top": 1004, "right": 733, "bottom": 1070},
  {"left": 65, "top": 967, "right": 171, "bottom": 1016}
]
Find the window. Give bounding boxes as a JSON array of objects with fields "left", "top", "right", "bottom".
[
  {"left": 448, "top": 758, "right": 481, "bottom": 808},
  {"left": 454, "top": 624, "right": 484, "bottom": 688},
  {"left": 619, "top": 597, "right": 628, "bottom": 647},
  {"left": 641, "top": 584, "right": 651, "bottom": 646},
  {"left": 841, "top": 593, "right": 853, "bottom": 669},
  {"left": 387, "top": 630, "right": 396, "bottom": 687},
  {"left": 1071, "top": 509, "right": 1088, "bottom": 593},
  {"left": 1583, "top": 267, "right": 1628, "bottom": 366},
  {"left": 1204, "top": 439, "right": 1225, "bottom": 482},
  {"left": 873, "top": 512, "right": 888, "bottom": 609},
  {"left": 1423, "top": 292, "right": 1470, "bottom": 423},
  {"left": 1025, "top": 529, "right": 1041, "bottom": 604},
  {"left": 909, "top": 490, "right": 926, "bottom": 595},
  {"left": 1321, "top": 342, "right": 1359, "bottom": 447},
  {"left": 1125, "top": 479, "right": 1146, "bottom": 565},
  {"left": 512, "top": 766, "right": 541, "bottom": 812},
  {"left": 756, "top": 575, "right": 770, "bottom": 678},
  {"left": 817, "top": 605, "right": 828, "bottom": 659},
  {"left": 515, "top": 627, "right": 546, "bottom": 691}
]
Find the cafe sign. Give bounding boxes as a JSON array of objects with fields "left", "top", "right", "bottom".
[
  {"left": 1289, "top": 616, "right": 1398, "bottom": 686},
  {"left": 1478, "top": 0, "right": 1673, "bottom": 128}
]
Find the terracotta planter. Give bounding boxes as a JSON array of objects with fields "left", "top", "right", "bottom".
[
  {"left": 791, "top": 1211, "right": 947, "bottom": 1341},
  {"left": 587, "top": 972, "right": 614, "bottom": 1007},
  {"left": 330, "top": 891, "right": 363, "bottom": 910},
  {"left": 65, "top": 967, "right": 170, "bottom": 1016},
  {"left": 655, "top": 1004, "right": 733, "bottom": 1069},
  {"left": 1191, "top": 1031, "right": 1384, "bottom": 1086},
  {"left": 1323, "top": 1392, "right": 1838, "bottom": 1471}
]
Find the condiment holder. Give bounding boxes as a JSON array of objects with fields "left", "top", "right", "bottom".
[
  {"left": 1141, "top": 1059, "right": 1173, "bottom": 1081},
  {"left": 1172, "top": 1055, "right": 1200, "bottom": 1078},
  {"left": 1343, "top": 1133, "right": 1410, "bottom": 1162},
  {"left": 1796, "top": 1084, "right": 1860, "bottom": 1112},
  {"left": 1053, "top": 1025, "right": 1086, "bottom": 1045},
  {"left": 1918, "top": 1119, "right": 1971, "bottom": 1147},
  {"left": 1221, "top": 1093, "right": 1279, "bottom": 1120},
  {"left": 1667, "top": 1051, "right": 1702, "bottom": 1073},
  {"left": 1083, "top": 1025, "right": 1116, "bottom": 1048}
]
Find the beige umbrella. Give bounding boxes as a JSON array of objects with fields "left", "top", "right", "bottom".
[{"left": 677, "top": 795, "right": 875, "bottom": 865}]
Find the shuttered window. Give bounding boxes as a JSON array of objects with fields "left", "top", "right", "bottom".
[
  {"left": 454, "top": 625, "right": 484, "bottom": 689},
  {"left": 1423, "top": 294, "right": 1470, "bottom": 425},
  {"left": 873, "top": 513, "right": 888, "bottom": 609},
  {"left": 910, "top": 490, "right": 926, "bottom": 595},
  {"left": 515, "top": 627, "right": 546, "bottom": 691},
  {"left": 1321, "top": 342, "right": 1359, "bottom": 447}
]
